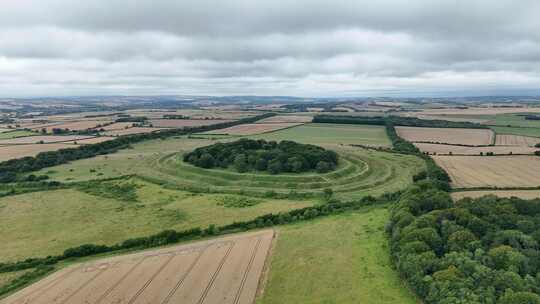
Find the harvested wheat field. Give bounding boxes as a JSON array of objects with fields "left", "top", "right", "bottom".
[
  {"left": 94, "top": 122, "right": 135, "bottom": 131},
  {"left": 149, "top": 119, "right": 234, "bottom": 128},
  {"left": 256, "top": 115, "right": 313, "bottom": 123},
  {"left": 396, "top": 127, "right": 494, "bottom": 145},
  {"left": 39, "top": 120, "right": 107, "bottom": 132},
  {"left": 0, "top": 135, "right": 94, "bottom": 145},
  {"left": 452, "top": 190, "right": 540, "bottom": 200},
  {"left": 70, "top": 136, "right": 116, "bottom": 145},
  {"left": 414, "top": 143, "right": 537, "bottom": 155},
  {"left": 102, "top": 127, "right": 164, "bottom": 136},
  {"left": 433, "top": 155, "right": 540, "bottom": 188},
  {"left": 0, "top": 230, "right": 274, "bottom": 304},
  {"left": 0, "top": 144, "right": 77, "bottom": 161},
  {"left": 495, "top": 134, "right": 540, "bottom": 146},
  {"left": 205, "top": 123, "right": 302, "bottom": 135}
]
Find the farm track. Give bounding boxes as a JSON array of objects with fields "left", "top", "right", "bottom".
[{"left": 1, "top": 230, "right": 275, "bottom": 304}]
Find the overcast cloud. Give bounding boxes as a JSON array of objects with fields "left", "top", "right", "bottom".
[{"left": 1, "top": 0, "right": 540, "bottom": 97}]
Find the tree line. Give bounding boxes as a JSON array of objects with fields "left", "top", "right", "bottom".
[
  {"left": 184, "top": 138, "right": 339, "bottom": 174},
  {"left": 313, "top": 114, "right": 489, "bottom": 129},
  {"left": 0, "top": 113, "right": 276, "bottom": 183}
]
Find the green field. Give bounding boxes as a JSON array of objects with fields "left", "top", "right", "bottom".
[
  {"left": 257, "top": 206, "right": 418, "bottom": 304},
  {"left": 491, "top": 125, "right": 540, "bottom": 137},
  {"left": 0, "top": 178, "right": 313, "bottom": 263},
  {"left": 250, "top": 123, "right": 392, "bottom": 147},
  {"left": 0, "top": 130, "right": 37, "bottom": 139},
  {"left": 34, "top": 125, "right": 421, "bottom": 201}
]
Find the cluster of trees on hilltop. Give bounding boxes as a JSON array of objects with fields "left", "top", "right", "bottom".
[
  {"left": 184, "top": 139, "right": 338, "bottom": 174},
  {"left": 388, "top": 181, "right": 540, "bottom": 303}
]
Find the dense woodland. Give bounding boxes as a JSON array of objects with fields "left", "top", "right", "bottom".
[
  {"left": 184, "top": 138, "right": 339, "bottom": 174},
  {"left": 388, "top": 181, "right": 540, "bottom": 304}
]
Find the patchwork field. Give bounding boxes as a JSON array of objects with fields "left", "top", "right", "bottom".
[
  {"left": 253, "top": 123, "right": 392, "bottom": 147},
  {"left": 433, "top": 155, "right": 540, "bottom": 188},
  {"left": 149, "top": 119, "right": 234, "bottom": 128},
  {"left": 0, "top": 135, "right": 93, "bottom": 145},
  {"left": 101, "top": 127, "right": 164, "bottom": 136},
  {"left": 256, "top": 115, "right": 313, "bottom": 123},
  {"left": 1, "top": 230, "right": 274, "bottom": 304},
  {"left": 257, "top": 207, "right": 417, "bottom": 304},
  {"left": 452, "top": 190, "right": 540, "bottom": 200},
  {"left": 414, "top": 143, "right": 537, "bottom": 155},
  {"left": 39, "top": 120, "right": 107, "bottom": 132},
  {"left": 495, "top": 134, "right": 540, "bottom": 146},
  {"left": 95, "top": 122, "right": 135, "bottom": 131},
  {"left": 204, "top": 123, "right": 303, "bottom": 135},
  {"left": 396, "top": 126, "right": 494, "bottom": 145}
]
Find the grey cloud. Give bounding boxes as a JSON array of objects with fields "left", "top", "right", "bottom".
[{"left": 0, "top": 0, "right": 540, "bottom": 97}]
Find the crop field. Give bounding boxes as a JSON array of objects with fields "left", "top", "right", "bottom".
[
  {"left": 149, "top": 119, "right": 234, "bottom": 128},
  {"left": 396, "top": 126, "right": 494, "bottom": 145},
  {"left": 39, "top": 120, "right": 107, "bottom": 132},
  {"left": 452, "top": 190, "right": 540, "bottom": 200},
  {"left": 0, "top": 143, "right": 78, "bottom": 161},
  {"left": 414, "top": 143, "right": 537, "bottom": 155},
  {"left": 490, "top": 126, "right": 540, "bottom": 138},
  {"left": 257, "top": 207, "right": 417, "bottom": 304},
  {"left": 95, "top": 122, "right": 135, "bottom": 131},
  {"left": 0, "top": 180, "right": 309, "bottom": 263},
  {"left": 0, "top": 130, "right": 37, "bottom": 139},
  {"left": 70, "top": 136, "right": 116, "bottom": 144},
  {"left": 494, "top": 134, "right": 540, "bottom": 146},
  {"left": 433, "top": 155, "right": 540, "bottom": 188},
  {"left": 0, "top": 135, "right": 93, "bottom": 145},
  {"left": 253, "top": 123, "right": 392, "bottom": 147},
  {"left": 204, "top": 123, "right": 303, "bottom": 135},
  {"left": 419, "top": 107, "right": 540, "bottom": 116},
  {"left": 101, "top": 127, "right": 164, "bottom": 136},
  {"left": 255, "top": 115, "right": 313, "bottom": 123},
  {"left": 1, "top": 230, "right": 274, "bottom": 304}
]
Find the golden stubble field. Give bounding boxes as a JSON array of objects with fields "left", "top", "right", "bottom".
[
  {"left": 433, "top": 155, "right": 540, "bottom": 188},
  {"left": 204, "top": 123, "right": 303, "bottom": 135},
  {"left": 1, "top": 230, "right": 274, "bottom": 304},
  {"left": 396, "top": 127, "right": 494, "bottom": 145}
]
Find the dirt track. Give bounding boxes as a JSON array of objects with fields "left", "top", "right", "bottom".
[{"left": 0, "top": 230, "right": 275, "bottom": 304}]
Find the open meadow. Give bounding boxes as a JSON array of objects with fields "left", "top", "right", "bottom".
[
  {"left": 253, "top": 123, "right": 392, "bottom": 147},
  {"left": 257, "top": 207, "right": 418, "bottom": 304}
]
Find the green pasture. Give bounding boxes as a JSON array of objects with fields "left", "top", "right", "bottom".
[{"left": 257, "top": 206, "right": 418, "bottom": 304}]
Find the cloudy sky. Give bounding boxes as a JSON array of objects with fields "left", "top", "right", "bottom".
[{"left": 1, "top": 0, "right": 540, "bottom": 97}]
